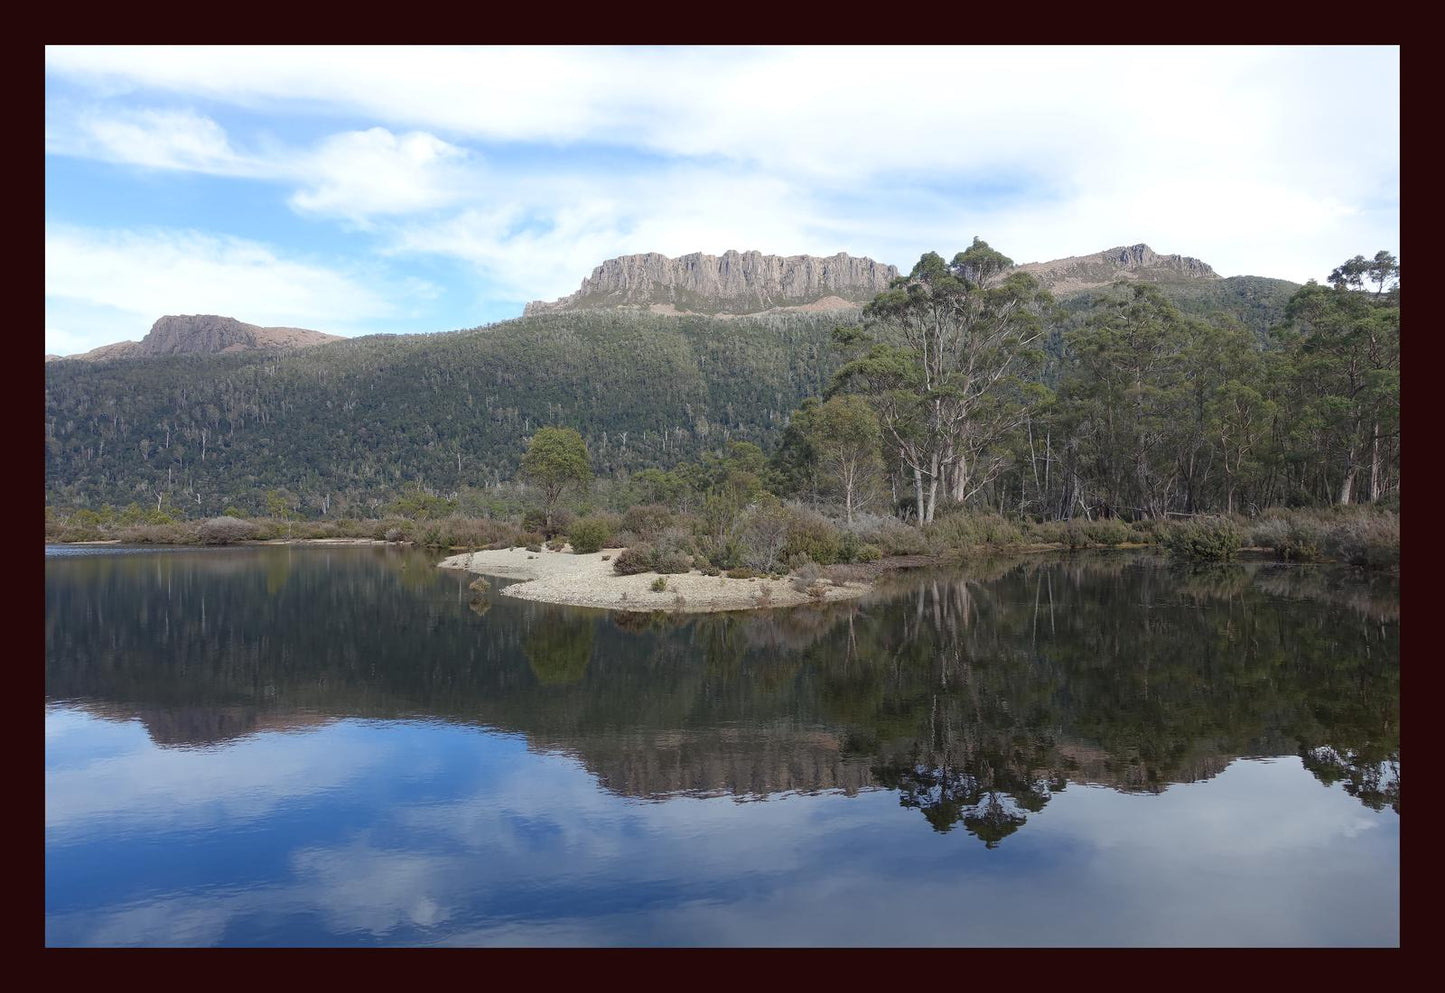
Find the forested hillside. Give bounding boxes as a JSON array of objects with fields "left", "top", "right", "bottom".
[{"left": 45, "top": 310, "right": 849, "bottom": 515}]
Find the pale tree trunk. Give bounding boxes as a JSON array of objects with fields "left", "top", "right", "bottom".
[
  {"left": 1369, "top": 422, "right": 1380, "bottom": 502},
  {"left": 914, "top": 465, "right": 926, "bottom": 527}
]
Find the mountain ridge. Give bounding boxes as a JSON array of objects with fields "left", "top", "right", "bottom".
[{"left": 51, "top": 314, "right": 342, "bottom": 362}]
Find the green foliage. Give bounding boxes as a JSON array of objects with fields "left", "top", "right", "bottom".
[
  {"left": 650, "top": 576, "right": 668, "bottom": 592},
  {"left": 780, "top": 508, "right": 843, "bottom": 566},
  {"left": 613, "top": 545, "right": 656, "bottom": 575},
  {"left": 1163, "top": 516, "right": 1244, "bottom": 561},
  {"left": 568, "top": 516, "right": 613, "bottom": 554}
]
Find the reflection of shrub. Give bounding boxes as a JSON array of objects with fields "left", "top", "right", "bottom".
[
  {"left": 568, "top": 517, "right": 612, "bottom": 554},
  {"left": 613, "top": 545, "right": 655, "bottom": 575},
  {"left": 1163, "top": 516, "right": 1244, "bottom": 561}
]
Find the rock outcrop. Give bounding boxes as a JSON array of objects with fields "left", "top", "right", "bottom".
[
  {"left": 525, "top": 250, "right": 899, "bottom": 316},
  {"left": 54, "top": 315, "right": 341, "bottom": 362},
  {"left": 1009, "top": 243, "right": 1218, "bottom": 297}
]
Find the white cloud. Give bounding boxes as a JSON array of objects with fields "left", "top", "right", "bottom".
[
  {"left": 44, "top": 225, "right": 407, "bottom": 353},
  {"left": 44, "top": 46, "right": 1399, "bottom": 306},
  {"left": 289, "top": 128, "right": 474, "bottom": 221}
]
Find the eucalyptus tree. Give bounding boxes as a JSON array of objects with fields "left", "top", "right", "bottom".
[{"left": 830, "top": 241, "right": 1052, "bottom": 524}]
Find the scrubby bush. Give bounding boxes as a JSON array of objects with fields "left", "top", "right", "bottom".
[
  {"left": 622, "top": 504, "right": 674, "bottom": 539},
  {"left": 522, "top": 507, "right": 574, "bottom": 539},
  {"left": 1078, "top": 518, "right": 1132, "bottom": 547},
  {"left": 651, "top": 526, "right": 700, "bottom": 574},
  {"left": 855, "top": 543, "right": 882, "bottom": 563},
  {"left": 1254, "top": 515, "right": 1326, "bottom": 562},
  {"left": 927, "top": 512, "right": 1022, "bottom": 550},
  {"left": 851, "top": 514, "right": 930, "bottom": 556},
  {"left": 1163, "top": 516, "right": 1244, "bottom": 561},
  {"left": 525, "top": 543, "right": 542, "bottom": 553},
  {"left": 1128, "top": 518, "right": 1169, "bottom": 545},
  {"left": 789, "top": 560, "right": 822, "bottom": 593},
  {"left": 384, "top": 526, "right": 407, "bottom": 543},
  {"left": 1326, "top": 513, "right": 1399, "bottom": 569},
  {"left": 781, "top": 508, "right": 843, "bottom": 566},
  {"left": 546, "top": 537, "right": 567, "bottom": 552},
  {"left": 198, "top": 516, "right": 258, "bottom": 545},
  {"left": 613, "top": 544, "right": 656, "bottom": 575},
  {"left": 726, "top": 566, "right": 761, "bottom": 580},
  {"left": 650, "top": 576, "right": 668, "bottom": 592},
  {"left": 568, "top": 516, "right": 613, "bottom": 554}
]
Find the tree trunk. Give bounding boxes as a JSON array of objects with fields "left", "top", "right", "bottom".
[
  {"left": 914, "top": 465, "right": 925, "bottom": 527},
  {"left": 1369, "top": 421, "right": 1380, "bottom": 502}
]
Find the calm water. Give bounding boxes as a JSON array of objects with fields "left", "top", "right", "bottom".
[{"left": 45, "top": 544, "right": 1400, "bottom": 946}]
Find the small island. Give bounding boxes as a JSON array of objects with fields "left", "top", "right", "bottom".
[{"left": 438, "top": 545, "right": 870, "bottom": 613}]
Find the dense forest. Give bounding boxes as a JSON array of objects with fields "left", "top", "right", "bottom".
[{"left": 44, "top": 244, "right": 1397, "bottom": 528}]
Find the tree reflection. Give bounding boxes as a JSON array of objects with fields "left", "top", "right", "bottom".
[
  {"left": 46, "top": 547, "right": 1399, "bottom": 835},
  {"left": 523, "top": 609, "right": 596, "bottom": 686}
]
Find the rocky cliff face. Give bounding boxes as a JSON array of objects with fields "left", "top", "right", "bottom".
[
  {"left": 1010, "top": 243, "right": 1218, "bottom": 297},
  {"left": 56, "top": 315, "right": 341, "bottom": 362},
  {"left": 525, "top": 250, "right": 899, "bottom": 316}
]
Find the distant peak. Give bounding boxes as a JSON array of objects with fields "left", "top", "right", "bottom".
[{"left": 524, "top": 251, "right": 899, "bottom": 317}]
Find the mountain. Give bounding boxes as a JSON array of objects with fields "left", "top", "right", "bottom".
[
  {"left": 53, "top": 314, "right": 342, "bottom": 362},
  {"left": 1010, "top": 243, "right": 1218, "bottom": 296},
  {"left": 44, "top": 242, "right": 1308, "bottom": 514},
  {"left": 524, "top": 250, "right": 898, "bottom": 316}
]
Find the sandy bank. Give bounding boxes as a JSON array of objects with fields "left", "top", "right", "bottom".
[{"left": 437, "top": 546, "right": 870, "bottom": 613}]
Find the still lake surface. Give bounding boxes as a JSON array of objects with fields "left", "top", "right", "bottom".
[{"left": 45, "top": 544, "right": 1399, "bottom": 946}]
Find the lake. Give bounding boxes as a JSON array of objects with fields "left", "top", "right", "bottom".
[{"left": 45, "top": 544, "right": 1400, "bottom": 946}]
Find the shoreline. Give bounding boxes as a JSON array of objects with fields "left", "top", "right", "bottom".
[{"left": 437, "top": 546, "right": 872, "bottom": 613}]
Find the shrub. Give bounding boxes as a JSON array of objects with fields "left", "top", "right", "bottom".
[
  {"left": 781, "top": 508, "right": 843, "bottom": 566},
  {"left": 568, "top": 516, "right": 613, "bottom": 554},
  {"left": 546, "top": 537, "right": 567, "bottom": 552},
  {"left": 516, "top": 531, "right": 546, "bottom": 549},
  {"left": 622, "top": 504, "right": 674, "bottom": 539},
  {"left": 650, "top": 576, "right": 668, "bottom": 592},
  {"left": 522, "top": 507, "right": 574, "bottom": 539},
  {"left": 1128, "top": 518, "right": 1167, "bottom": 544},
  {"left": 613, "top": 545, "right": 656, "bottom": 575},
  {"left": 384, "top": 527, "right": 406, "bottom": 543},
  {"left": 789, "top": 560, "right": 822, "bottom": 593},
  {"left": 855, "top": 543, "right": 882, "bottom": 563},
  {"left": 1326, "top": 513, "right": 1399, "bottom": 570},
  {"left": 1079, "top": 518, "right": 1132, "bottom": 547},
  {"left": 727, "top": 566, "right": 760, "bottom": 580},
  {"left": 1163, "top": 516, "right": 1244, "bottom": 561},
  {"left": 197, "top": 516, "right": 257, "bottom": 545},
  {"left": 525, "top": 543, "right": 542, "bottom": 553},
  {"left": 927, "top": 512, "right": 1022, "bottom": 550},
  {"left": 651, "top": 526, "right": 699, "bottom": 574}
]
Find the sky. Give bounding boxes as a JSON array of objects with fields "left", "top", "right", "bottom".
[{"left": 44, "top": 45, "right": 1400, "bottom": 356}]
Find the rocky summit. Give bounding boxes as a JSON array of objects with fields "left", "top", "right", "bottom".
[
  {"left": 55, "top": 315, "right": 342, "bottom": 362},
  {"left": 1009, "top": 243, "right": 1218, "bottom": 297},
  {"left": 524, "top": 250, "right": 899, "bottom": 317}
]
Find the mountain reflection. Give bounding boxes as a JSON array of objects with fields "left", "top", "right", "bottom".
[{"left": 46, "top": 546, "right": 1400, "bottom": 841}]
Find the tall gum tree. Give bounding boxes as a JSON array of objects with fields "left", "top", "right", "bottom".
[{"left": 830, "top": 240, "right": 1051, "bottom": 524}]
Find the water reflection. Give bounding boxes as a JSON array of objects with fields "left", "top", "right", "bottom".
[
  {"left": 45, "top": 546, "right": 1400, "bottom": 945},
  {"left": 46, "top": 548, "right": 1399, "bottom": 830}
]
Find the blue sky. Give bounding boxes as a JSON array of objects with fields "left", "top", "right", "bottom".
[{"left": 45, "top": 46, "right": 1399, "bottom": 356}]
